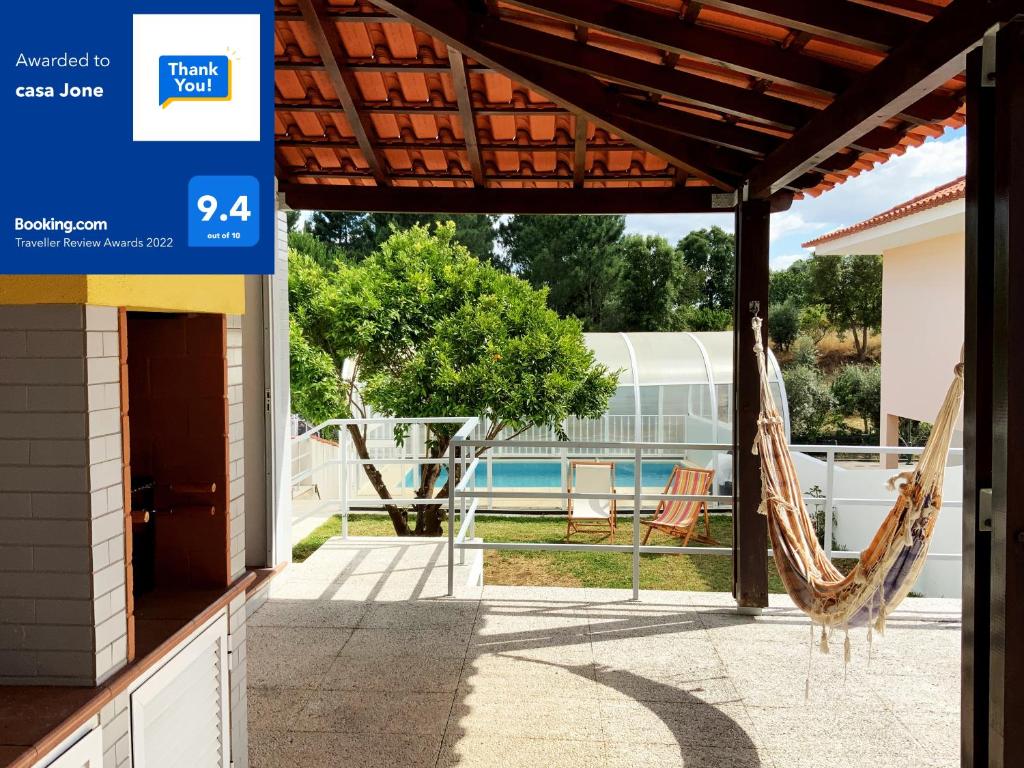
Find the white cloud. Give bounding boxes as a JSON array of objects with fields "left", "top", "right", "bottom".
[
  {"left": 770, "top": 211, "right": 826, "bottom": 244},
  {"left": 785, "top": 133, "right": 966, "bottom": 247},
  {"left": 625, "top": 212, "right": 733, "bottom": 244},
  {"left": 770, "top": 253, "right": 809, "bottom": 271},
  {"left": 624, "top": 129, "right": 966, "bottom": 262}
]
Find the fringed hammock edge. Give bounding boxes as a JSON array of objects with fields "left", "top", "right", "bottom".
[{"left": 751, "top": 316, "right": 964, "bottom": 641}]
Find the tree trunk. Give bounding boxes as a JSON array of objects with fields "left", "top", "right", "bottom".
[
  {"left": 851, "top": 325, "right": 867, "bottom": 360},
  {"left": 412, "top": 455, "right": 444, "bottom": 536},
  {"left": 408, "top": 435, "right": 449, "bottom": 537},
  {"left": 346, "top": 424, "right": 411, "bottom": 536}
]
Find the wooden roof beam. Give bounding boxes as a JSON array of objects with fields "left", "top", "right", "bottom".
[
  {"left": 746, "top": 0, "right": 1023, "bottom": 196},
  {"left": 573, "top": 117, "right": 587, "bottom": 188},
  {"left": 501, "top": 0, "right": 851, "bottom": 94},
  {"left": 448, "top": 47, "right": 485, "bottom": 187},
  {"left": 373, "top": 0, "right": 745, "bottom": 190},
  {"left": 280, "top": 182, "right": 739, "bottom": 214},
  {"left": 477, "top": 16, "right": 811, "bottom": 130},
  {"left": 691, "top": 0, "right": 920, "bottom": 52},
  {"left": 296, "top": 0, "right": 389, "bottom": 186}
]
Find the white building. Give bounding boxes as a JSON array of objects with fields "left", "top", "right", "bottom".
[{"left": 804, "top": 176, "right": 966, "bottom": 462}]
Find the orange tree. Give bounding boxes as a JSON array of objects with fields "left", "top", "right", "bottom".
[{"left": 289, "top": 223, "right": 617, "bottom": 536}]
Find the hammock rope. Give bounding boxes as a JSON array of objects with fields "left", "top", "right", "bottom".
[{"left": 750, "top": 316, "right": 963, "bottom": 632}]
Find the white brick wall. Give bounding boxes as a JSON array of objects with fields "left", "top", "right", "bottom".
[
  {"left": 2, "top": 302, "right": 253, "bottom": 768},
  {"left": 86, "top": 307, "right": 128, "bottom": 684},
  {"left": 228, "top": 592, "right": 248, "bottom": 768},
  {"left": 226, "top": 314, "right": 248, "bottom": 768},
  {"left": 99, "top": 691, "right": 131, "bottom": 768},
  {"left": 0, "top": 305, "right": 94, "bottom": 685},
  {"left": 0, "top": 304, "right": 127, "bottom": 686},
  {"left": 227, "top": 314, "right": 246, "bottom": 582}
]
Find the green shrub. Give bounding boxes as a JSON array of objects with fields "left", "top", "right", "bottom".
[
  {"left": 783, "top": 364, "right": 835, "bottom": 441},
  {"left": 680, "top": 306, "right": 732, "bottom": 331},
  {"left": 790, "top": 335, "right": 818, "bottom": 367},
  {"left": 769, "top": 298, "right": 801, "bottom": 351},
  {"left": 831, "top": 364, "right": 882, "bottom": 434},
  {"left": 799, "top": 303, "right": 830, "bottom": 344}
]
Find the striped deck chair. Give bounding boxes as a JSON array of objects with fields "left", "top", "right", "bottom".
[
  {"left": 641, "top": 466, "right": 717, "bottom": 546},
  {"left": 566, "top": 461, "right": 617, "bottom": 541}
]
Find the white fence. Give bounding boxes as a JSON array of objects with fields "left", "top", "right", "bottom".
[{"left": 290, "top": 417, "right": 963, "bottom": 599}]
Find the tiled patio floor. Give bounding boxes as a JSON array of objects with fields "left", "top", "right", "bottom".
[{"left": 247, "top": 538, "right": 961, "bottom": 768}]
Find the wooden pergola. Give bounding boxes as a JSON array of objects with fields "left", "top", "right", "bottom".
[{"left": 274, "top": 2, "right": 1024, "bottom": 764}]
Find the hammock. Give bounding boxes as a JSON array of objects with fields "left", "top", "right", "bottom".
[{"left": 751, "top": 316, "right": 963, "bottom": 642}]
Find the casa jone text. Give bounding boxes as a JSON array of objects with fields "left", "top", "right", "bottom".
[{"left": 16, "top": 83, "right": 104, "bottom": 98}]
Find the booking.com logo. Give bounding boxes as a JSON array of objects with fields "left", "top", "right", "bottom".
[{"left": 158, "top": 55, "right": 232, "bottom": 108}]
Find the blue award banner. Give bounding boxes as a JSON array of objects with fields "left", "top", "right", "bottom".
[{"left": 1, "top": 1, "right": 275, "bottom": 274}]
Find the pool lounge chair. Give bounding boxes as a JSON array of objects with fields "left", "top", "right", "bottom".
[
  {"left": 566, "top": 461, "right": 617, "bottom": 541},
  {"left": 641, "top": 465, "right": 717, "bottom": 546}
]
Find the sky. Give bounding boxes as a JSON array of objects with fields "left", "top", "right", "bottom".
[{"left": 625, "top": 126, "right": 966, "bottom": 270}]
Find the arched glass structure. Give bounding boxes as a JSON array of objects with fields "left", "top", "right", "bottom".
[
  {"left": 581, "top": 332, "right": 790, "bottom": 446},
  {"left": 491, "top": 332, "right": 790, "bottom": 495},
  {"left": 577, "top": 333, "right": 790, "bottom": 448}
]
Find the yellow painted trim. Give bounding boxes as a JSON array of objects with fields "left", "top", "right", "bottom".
[
  {"left": 0, "top": 275, "right": 245, "bottom": 314},
  {"left": 86, "top": 276, "right": 245, "bottom": 314},
  {"left": 0, "top": 276, "right": 88, "bottom": 304}
]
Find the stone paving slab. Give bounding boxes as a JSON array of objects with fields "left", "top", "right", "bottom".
[{"left": 249, "top": 538, "right": 961, "bottom": 768}]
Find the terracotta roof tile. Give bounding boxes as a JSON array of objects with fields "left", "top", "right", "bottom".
[
  {"left": 274, "top": 0, "right": 965, "bottom": 194},
  {"left": 802, "top": 175, "right": 966, "bottom": 248}
]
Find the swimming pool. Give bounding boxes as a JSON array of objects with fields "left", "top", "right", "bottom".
[{"left": 403, "top": 460, "right": 681, "bottom": 489}]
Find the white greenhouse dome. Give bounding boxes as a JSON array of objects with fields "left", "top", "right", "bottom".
[
  {"left": 491, "top": 332, "right": 790, "bottom": 497},
  {"left": 582, "top": 331, "right": 791, "bottom": 446}
]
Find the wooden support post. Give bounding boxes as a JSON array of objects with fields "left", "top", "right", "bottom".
[
  {"left": 962, "top": 45, "right": 995, "bottom": 768},
  {"left": 990, "top": 20, "right": 1024, "bottom": 767},
  {"left": 732, "top": 196, "right": 770, "bottom": 609}
]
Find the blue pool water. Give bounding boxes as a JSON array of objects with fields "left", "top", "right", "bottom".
[{"left": 403, "top": 460, "right": 680, "bottom": 489}]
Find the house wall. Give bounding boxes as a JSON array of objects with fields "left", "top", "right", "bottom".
[
  {"left": 91, "top": 324, "right": 248, "bottom": 768},
  {"left": 879, "top": 231, "right": 965, "bottom": 450},
  {"left": 1, "top": 208, "right": 289, "bottom": 768},
  {"left": 0, "top": 304, "right": 251, "bottom": 768},
  {"left": 0, "top": 304, "right": 128, "bottom": 686}
]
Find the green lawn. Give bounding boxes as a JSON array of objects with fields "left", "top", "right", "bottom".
[{"left": 293, "top": 512, "right": 790, "bottom": 593}]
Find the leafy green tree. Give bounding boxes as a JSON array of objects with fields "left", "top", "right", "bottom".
[
  {"left": 831, "top": 364, "right": 882, "bottom": 434},
  {"left": 288, "top": 230, "right": 348, "bottom": 270},
  {"left": 677, "top": 226, "right": 735, "bottom": 312},
  {"left": 307, "top": 212, "right": 499, "bottom": 264},
  {"left": 798, "top": 303, "right": 831, "bottom": 344},
  {"left": 497, "top": 214, "right": 625, "bottom": 330},
  {"left": 898, "top": 417, "right": 932, "bottom": 447},
  {"left": 612, "top": 235, "right": 699, "bottom": 331},
  {"left": 678, "top": 306, "right": 732, "bottom": 331},
  {"left": 289, "top": 223, "right": 618, "bottom": 536},
  {"left": 808, "top": 254, "right": 882, "bottom": 360},
  {"left": 286, "top": 210, "right": 301, "bottom": 232},
  {"left": 783, "top": 365, "right": 836, "bottom": 442},
  {"left": 769, "top": 259, "right": 812, "bottom": 306},
  {"left": 768, "top": 297, "right": 801, "bottom": 352}
]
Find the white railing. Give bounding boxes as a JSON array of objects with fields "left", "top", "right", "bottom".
[
  {"left": 289, "top": 416, "right": 963, "bottom": 600},
  {"left": 291, "top": 417, "right": 476, "bottom": 539}
]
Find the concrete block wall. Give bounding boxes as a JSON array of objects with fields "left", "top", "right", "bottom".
[
  {"left": 227, "top": 313, "right": 249, "bottom": 768},
  {"left": 86, "top": 307, "right": 129, "bottom": 684},
  {"left": 99, "top": 691, "right": 131, "bottom": 768},
  {"left": 228, "top": 592, "right": 249, "bottom": 768},
  {"left": 228, "top": 315, "right": 246, "bottom": 581},
  {"left": 0, "top": 304, "right": 126, "bottom": 685}
]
